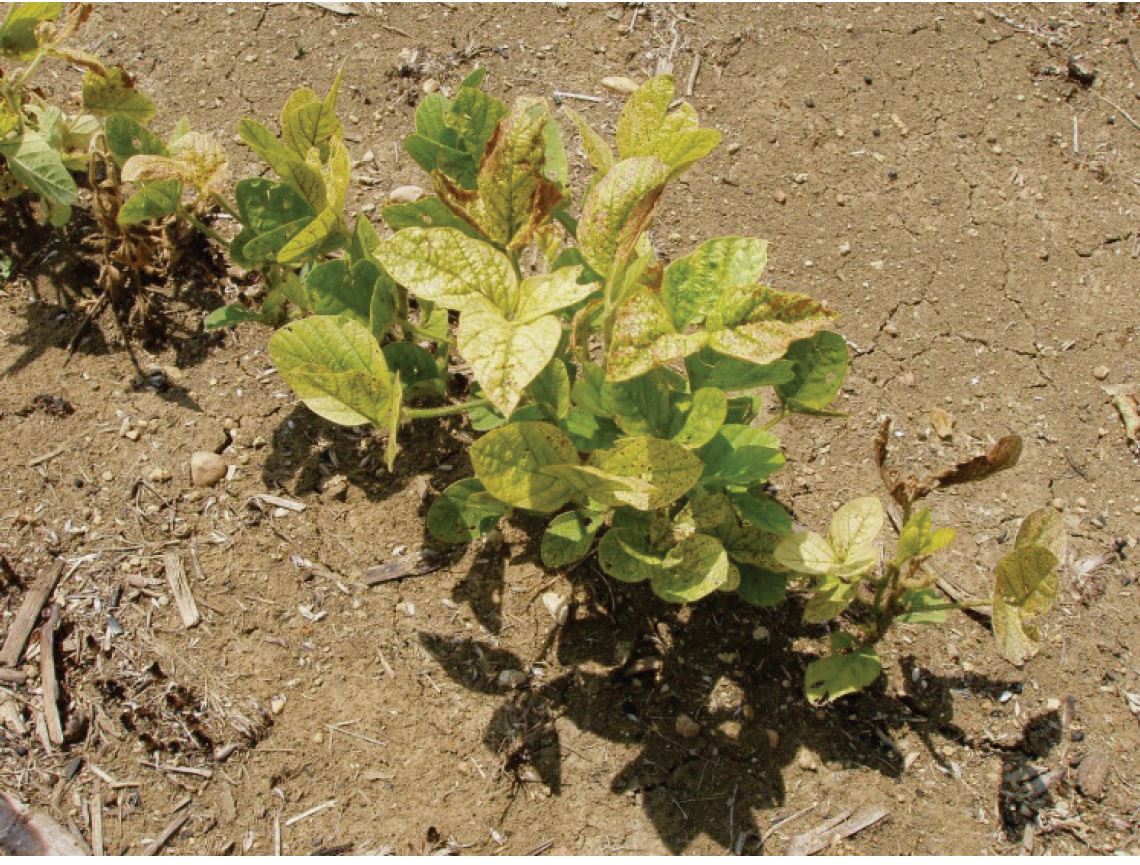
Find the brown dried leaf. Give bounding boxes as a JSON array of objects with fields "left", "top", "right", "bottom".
[{"left": 933, "top": 435, "right": 1023, "bottom": 489}]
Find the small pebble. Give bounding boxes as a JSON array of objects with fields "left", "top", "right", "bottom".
[
  {"left": 1092, "top": 365, "right": 1109, "bottom": 380},
  {"left": 838, "top": 241, "right": 851, "bottom": 256},
  {"left": 765, "top": 728, "right": 780, "bottom": 749},
  {"left": 773, "top": 190, "right": 787, "bottom": 204},
  {"left": 726, "top": 142, "right": 741, "bottom": 155},
  {"left": 752, "top": 625, "right": 770, "bottom": 641},
  {"left": 190, "top": 451, "right": 227, "bottom": 487},
  {"left": 1051, "top": 497, "right": 1066, "bottom": 511},
  {"left": 675, "top": 714, "right": 701, "bottom": 739},
  {"left": 497, "top": 669, "right": 527, "bottom": 689},
  {"left": 388, "top": 185, "right": 423, "bottom": 204},
  {"left": 101, "top": 470, "right": 114, "bottom": 482}
]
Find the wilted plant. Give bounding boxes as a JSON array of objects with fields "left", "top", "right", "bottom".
[
  {"left": 773, "top": 421, "right": 1061, "bottom": 703},
  {"left": 0, "top": 3, "right": 155, "bottom": 226}
]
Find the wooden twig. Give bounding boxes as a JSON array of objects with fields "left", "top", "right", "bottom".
[
  {"left": 552, "top": 90, "right": 603, "bottom": 103},
  {"left": 1089, "top": 91, "right": 1140, "bottom": 133},
  {"left": 163, "top": 552, "right": 200, "bottom": 628},
  {"left": 90, "top": 784, "right": 104, "bottom": 856},
  {"left": 685, "top": 53, "right": 702, "bottom": 97},
  {"left": 40, "top": 603, "right": 63, "bottom": 746},
  {"left": 141, "top": 812, "right": 191, "bottom": 856},
  {"left": 0, "top": 669, "right": 28, "bottom": 684},
  {"left": 285, "top": 799, "right": 336, "bottom": 827},
  {"left": 785, "top": 804, "right": 889, "bottom": 855},
  {"left": 1, "top": 561, "right": 64, "bottom": 667}
]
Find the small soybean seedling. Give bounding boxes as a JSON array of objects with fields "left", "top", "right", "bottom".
[{"left": 773, "top": 420, "right": 1062, "bottom": 703}]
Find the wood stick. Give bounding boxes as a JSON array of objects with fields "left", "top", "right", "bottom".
[
  {"left": 40, "top": 603, "right": 64, "bottom": 746},
  {"left": 141, "top": 812, "right": 190, "bottom": 856},
  {"left": 163, "top": 553, "right": 200, "bottom": 628},
  {"left": 785, "top": 804, "right": 889, "bottom": 855},
  {"left": 90, "top": 784, "right": 104, "bottom": 856},
  {"left": 0, "top": 668, "right": 28, "bottom": 684},
  {"left": 686, "top": 53, "right": 702, "bottom": 97},
  {"left": 1, "top": 561, "right": 64, "bottom": 667}
]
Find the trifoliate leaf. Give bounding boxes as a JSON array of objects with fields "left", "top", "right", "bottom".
[
  {"left": 894, "top": 508, "right": 955, "bottom": 564},
  {"left": 81, "top": 67, "right": 155, "bottom": 123},
  {"left": 803, "top": 575, "right": 857, "bottom": 623},
  {"left": 605, "top": 288, "right": 706, "bottom": 381},
  {"left": 670, "top": 387, "right": 728, "bottom": 448},
  {"left": 457, "top": 303, "right": 561, "bottom": 416},
  {"left": 117, "top": 180, "right": 181, "bottom": 225},
  {"left": 698, "top": 424, "right": 785, "bottom": 487},
  {"left": 0, "top": 130, "right": 77, "bottom": 206},
  {"left": 707, "top": 285, "right": 838, "bottom": 367},
  {"left": 737, "top": 565, "right": 787, "bottom": 607},
  {"left": 598, "top": 528, "right": 673, "bottom": 584},
  {"left": 829, "top": 496, "right": 884, "bottom": 560},
  {"left": 728, "top": 490, "right": 792, "bottom": 535},
  {"left": 588, "top": 436, "right": 703, "bottom": 510}
]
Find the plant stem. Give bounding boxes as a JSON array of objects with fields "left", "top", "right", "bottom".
[
  {"left": 913, "top": 599, "right": 993, "bottom": 613},
  {"left": 178, "top": 206, "right": 227, "bottom": 246},
  {"left": 403, "top": 397, "right": 489, "bottom": 420},
  {"left": 209, "top": 192, "right": 240, "bottom": 221}
]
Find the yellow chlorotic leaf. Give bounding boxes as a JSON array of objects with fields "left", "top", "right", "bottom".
[
  {"left": 377, "top": 227, "right": 517, "bottom": 314},
  {"left": 605, "top": 288, "right": 706, "bottom": 382},
  {"left": 563, "top": 105, "right": 614, "bottom": 175},
  {"left": 457, "top": 303, "right": 561, "bottom": 416},
  {"left": 436, "top": 97, "right": 561, "bottom": 250},
  {"left": 588, "top": 436, "right": 703, "bottom": 511},
  {"left": 773, "top": 531, "right": 838, "bottom": 576},
  {"left": 616, "top": 74, "right": 675, "bottom": 159},
  {"left": 578, "top": 155, "right": 670, "bottom": 278},
  {"left": 829, "top": 496, "right": 884, "bottom": 558},
  {"left": 469, "top": 421, "right": 580, "bottom": 513},
  {"left": 514, "top": 265, "right": 597, "bottom": 323},
  {"left": 992, "top": 544, "right": 1059, "bottom": 667},
  {"left": 707, "top": 286, "right": 838, "bottom": 367}
]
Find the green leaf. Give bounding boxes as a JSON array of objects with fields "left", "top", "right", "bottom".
[
  {"left": 104, "top": 115, "right": 167, "bottom": 167},
  {"left": 237, "top": 118, "right": 327, "bottom": 210},
  {"left": 469, "top": 421, "right": 580, "bottom": 513},
  {"left": 724, "top": 394, "right": 764, "bottom": 425},
  {"left": 729, "top": 490, "right": 792, "bottom": 534},
  {"left": 529, "top": 358, "right": 571, "bottom": 419},
  {"left": 662, "top": 237, "right": 768, "bottom": 328},
  {"left": 541, "top": 511, "right": 598, "bottom": 568},
  {"left": 267, "top": 315, "right": 403, "bottom": 469},
  {"left": 560, "top": 409, "right": 621, "bottom": 453},
  {"left": 804, "top": 639, "right": 882, "bottom": 704},
  {"left": 598, "top": 528, "right": 673, "bottom": 584},
  {"left": 117, "top": 179, "right": 181, "bottom": 225},
  {"left": 564, "top": 105, "right": 613, "bottom": 175},
  {"left": 670, "top": 387, "right": 728, "bottom": 448},
  {"left": 588, "top": 436, "right": 703, "bottom": 510},
  {"left": 803, "top": 575, "right": 857, "bottom": 623},
  {"left": 607, "top": 367, "right": 684, "bottom": 437},
  {"left": 307, "top": 259, "right": 368, "bottom": 323},
  {"left": 772, "top": 498, "right": 881, "bottom": 581},
  {"left": 81, "top": 67, "right": 155, "bottom": 123},
  {"left": 427, "top": 478, "right": 508, "bottom": 544},
  {"left": 204, "top": 304, "right": 265, "bottom": 329},
  {"left": 776, "top": 331, "right": 848, "bottom": 414},
  {"left": 707, "top": 286, "right": 838, "bottom": 368},
  {"left": 898, "top": 589, "right": 947, "bottom": 625},
  {"left": 381, "top": 195, "right": 483, "bottom": 237},
  {"left": 605, "top": 288, "right": 705, "bottom": 381},
  {"left": 383, "top": 342, "right": 445, "bottom": 400},
  {"left": 0, "top": 130, "right": 77, "bottom": 205},
  {"left": 699, "top": 424, "right": 785, "bottom": 487},
  {"left": 992, "top": 531, "right": 1059, "bottom": 667},
  {"left": 277, "top": 206, "right": 340, "bottom": 262},
  {"left": 570, "top": 361, "right": 617, "bottom": 418},
  {"left": 686, "top": 348, "right": 794, "bottom": 391},
  {"left": 894, "top": 508, "right": 955, "bottom": 564},
  {"left": 650, "top": 533, "right": 729, "bottom": 603},
  {"left": 737, "top": 565, "right": 787, "bottom": 607},
  {"left": 577, "top": 155, "right": 670, "bottom": 278},
  {"left": 0, "top": 3, "right": 61, "bottom": 60},
  {"left": 231, "top": 177, "right": 315, "bottom": 265},
  {"left": 377, "top": 227, "right": 516, "bottom": 313}
]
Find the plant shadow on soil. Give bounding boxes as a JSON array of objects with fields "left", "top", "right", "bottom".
[
  {"left": 419, "top": 547, "right": 1028, "bottom": 853},
  {"left": 1, "top": 207, "right": 226, "bottom": 400}
]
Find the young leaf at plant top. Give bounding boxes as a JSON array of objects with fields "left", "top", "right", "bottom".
[{"left": 774, "top": 496, "right": 883, "bottom": 582}]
